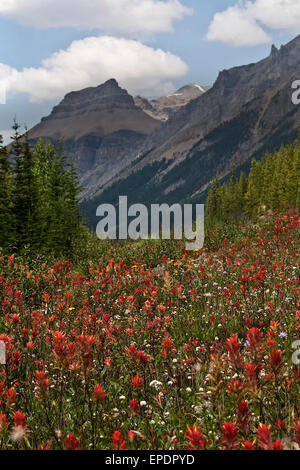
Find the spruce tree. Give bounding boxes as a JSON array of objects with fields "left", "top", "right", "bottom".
[
  {"left": 0, "top": 135, "right": 14, "bottom": 249},
  {"left": 206, "top": 178, "right": 223, "bottom": 224},
  {"left": 12, "top": 125, "right": 39, "bottom": 250}
]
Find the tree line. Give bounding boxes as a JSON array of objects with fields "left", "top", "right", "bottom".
[
  {"left": 206, "top": 136, "right": 300, "bottom": 226},
  {"left": 0, "top": 124, "right": 83, "bottom": 256}
]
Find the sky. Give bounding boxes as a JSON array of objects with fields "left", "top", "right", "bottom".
[{"left": 0, "top": 0, "right": 299, "bottom": 141}]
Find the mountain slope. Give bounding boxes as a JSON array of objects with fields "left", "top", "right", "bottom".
[
  {"left": 82, "top": 36, "right": 300, "bottom": 226},
  {"left": 28, "top": 79, "right": 161, "bottom": 192},
  {"left": 134, "top": 84, "right": 211, "bottom": 121}
]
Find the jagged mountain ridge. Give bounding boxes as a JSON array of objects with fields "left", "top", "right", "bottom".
[
  {"left": 81, "top": 35, "right": 300, "bottom": 225},
  {"left": 28, "top": 79, "right": 207, "bottom": 194},
  {"left": 26, "top": 35, "right": 300, "bottom": 228}
]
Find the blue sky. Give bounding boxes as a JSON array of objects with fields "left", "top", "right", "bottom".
[{"left": 0, "top": 0, "right": 298, "bottom": 139}]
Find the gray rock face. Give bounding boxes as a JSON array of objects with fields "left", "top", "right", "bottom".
[
  {"left": 48, "top": 79, "right": 135, "bottom": 120},
  {"left": 28, "top": 35, "right": 300, "bottom": 222},
  {"left": 81, "top": 35, "right": 300, "bottom": 223},
  {"left": 134, "top": 84, "right": 211, "bottom": 121},
  {"left": 137, "top": 34, "right": 300, "bottom": 164},
  {"left": 28, "top": 79, "right": 161, "bottom": 191}
]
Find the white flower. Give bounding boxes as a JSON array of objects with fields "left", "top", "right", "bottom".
[{"left": 149, "top": 380, "right": 163, "bottom": 389}]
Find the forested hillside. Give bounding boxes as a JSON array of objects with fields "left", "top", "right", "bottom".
[{"left": 206, "top": 136, "right": 300, "bottom": 226}]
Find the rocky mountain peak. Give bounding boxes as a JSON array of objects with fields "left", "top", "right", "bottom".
[
  {"left": 212, "top": 34, "right": 300, "bottom": 109},
  {"left": 60, "top": 78, "right": 132, "bottom": 107},
  {"left": 42, "top": 79, "right": 135, "bottom": 123},
  {"left": 134, "top": 83, "right": 211, "bottom": 121},
  {"left": 270, "top": 44, "right": 279, "bottom": 57}
]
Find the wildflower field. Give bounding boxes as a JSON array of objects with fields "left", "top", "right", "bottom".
[{"left": 0, "top": 211, "right": 299, "bottom": 451}]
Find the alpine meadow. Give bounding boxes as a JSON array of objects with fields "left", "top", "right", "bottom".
[{"left": 0, "top": 0, "right": 299, "bottom": 455}]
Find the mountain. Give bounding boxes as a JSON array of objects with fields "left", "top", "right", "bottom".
[
  {"left": 81, "top": 36, "right": 300, "bottom": 225},
  {"left": 28, "top": 79, "right": 162, "bottom": 193},
  {"left": 26, "top": 35, "right": 300, "bottom": 228},
  {"left": 27, "top": 80, "right": 209, "bottom": 198},
  {"left": 134, "top": 84, "right": 211, "bottom": 121}
]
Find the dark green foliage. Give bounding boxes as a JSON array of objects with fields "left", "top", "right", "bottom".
[
  {"left": 0, "top": 135, "right": 14, "bottom": 249},
  {"left": 33, "top": 140, "right": 82, "bottom": 254},
  {"left": 0, "top": 126, "right": 84, "bottom": 256},
  {"left": 13, "top": 127, "right": 39, "bottom": 249},
  {"left": 206, "top": 137, "right": 300, "bottom": 226}
]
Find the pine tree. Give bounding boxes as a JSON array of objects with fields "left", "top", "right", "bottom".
[
  {"left": 12, "top": 128, "right": 38, "bottom": 250},
  {"left": 206, "top": 133, "right": 300, "bottom": 227},
  {"left": 33, "top": 140, "right": 82, "bottom": 255},
  {"left": 206, "top": 178, "right": 223, "bottom": 224},
  {"left": 0, "top": 135, "right": 14, "bottom": 249},
  {"left": 244, "top": 159, "right": 261, "bottom": 214}
]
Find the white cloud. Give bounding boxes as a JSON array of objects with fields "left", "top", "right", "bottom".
[
  {"left": 207, "top": 5, "right": 270, "bottom": 46},
  {"left": 0, "top": 36, "right": 188, "bottom": 102},
  {"left": 0, "top": 0, "right": 192, "bottom": 34},
  {"left": 207, "top": 0, "right": 300, "bottom": 46}
]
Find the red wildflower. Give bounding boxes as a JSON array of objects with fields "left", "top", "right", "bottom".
[
  {"left": 185, "top": 425, "right": 208, "bottom": 450},
  {"left": 12, "top": 350, "right": 21, "bottom": 365},
  {"left": 238, "top": 400, "right": 249, "bottom": 417},
  {"left": 269, "top": 349, "right": 282, "bottom": 369},
  {"left": 226, "top": 334, "right": 242, "bottom": 366},
  {"left": 272, "top": 440, "right": 284, "bottom": 450},
  {"left": 274, "top": 418, "right": 286, "bottom": 430},
  {"left": 131, "top": 375, "right": 143, "bottom": 391},
  {"left": 112, "top": 431, "right": 127, "bottom": 450},
  {"left": 6, "top": 388, "right": 17, "bottom": 403},
  {"left": 65, "top": 433, "right": 80, "bottom": 450},
  {"left": 243, "top": 441, "right": 256, "bottom": 450},
  {"left": 237, "top": 400, "right": 251, "bottom": 431},
  {"left": 247, "top": 327, "right": 263, "bottom": 354},
  {"left": 244, "top": 362, "right": 261, "bottom": 389},
  {"left": 13, "top": 410, "right": 26, "bottom": 428},
  {"left": 129, "top": 398, "right": 140, "bottom": 413},
  {"left": 162, "top": 335, "right": 175, "bottom": 357},
  {"left": 125, "top": 345, "right": 138, "bottom": 362},
  {"left": 221, "top": 422, "right": 239, "bottom": 450},
  {"left": 227, "top": 379, "right": 245, "bottom": 395},
  {"left": 257, "top": 424, "right": 272, "bottom": 450},
  {"left": 94, "top": 385, "right": 107, "bottom": 402},
  {"left": 128, "top": 430, "right": 135, "bottom": 443},
  {"left": 38, "top": 442, "right": 52, "bottom": 450},
  {"left": 137, "top": 351, "right": 150, "bottom": 364}
]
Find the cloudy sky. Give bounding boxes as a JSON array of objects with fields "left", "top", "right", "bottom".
[{"left": 0, "top": 0, "right": 299, "bottom": 140}]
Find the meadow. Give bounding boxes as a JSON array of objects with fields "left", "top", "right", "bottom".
[{"left": 0, "top": 210, "right": 299, "bottom": 450}]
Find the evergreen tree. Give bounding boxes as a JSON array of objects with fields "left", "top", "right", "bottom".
[
  {"left": 0, "top": 135, "right": 14, "bottom": 249},
  {"left": 206, "top": 178, "right": 223, "bottom": 224},
  {"left": 206, "top": 134, "right": 300, "bottom": 226},
  {"left": 12, "top": 128, "right": 38, "bottom": 249},
  {"left": 33, "top": 140, "right": 82, "bottom": 255}
]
